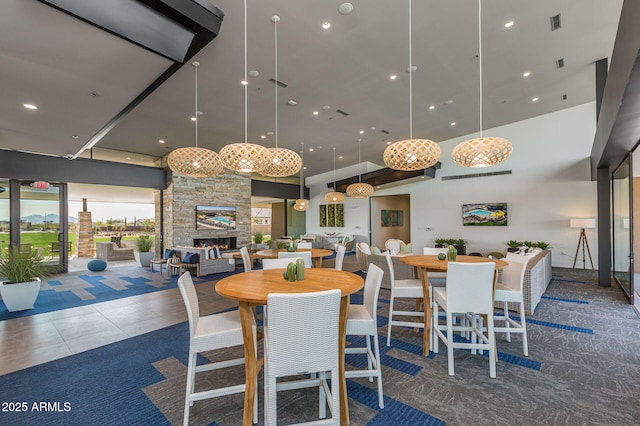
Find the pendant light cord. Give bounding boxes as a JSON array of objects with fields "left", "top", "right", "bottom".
[
  {"left": 300, "top": 142, "right": 304, "bottom": 198},
  {"left": 333, "top": 147, "right": 337, "bottom": 190},
  {"left": 274, "top": 16, "right": 279, "bottom": 151},
  {"left": 408, "top": 0, "right": 413, "bottom": 140},
  {"left": 244, "top": 0, "right": 248, "bottom": 144},
  {"left": 194, "top": 62, "right": 199, "bottom": 150},
  {"left": 358, "top": 139, "right": 362, "bottom": 183},
  {"left": 478, "top": 0, "right": 483, "bottom": 138}
]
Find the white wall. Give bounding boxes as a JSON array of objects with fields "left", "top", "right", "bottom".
[{"left": 305, "top": 102, "right": 598, "bottom": 268}]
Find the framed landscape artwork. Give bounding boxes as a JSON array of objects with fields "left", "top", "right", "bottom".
[
  {"left": 319, "top": 203, "right": 344, "bottom": 227},
  {"left": 381, "top": 209, "right": 403, "bottom": 227},
  {"left": 462, "top": 203, "right": 508, "bottom": 226}
]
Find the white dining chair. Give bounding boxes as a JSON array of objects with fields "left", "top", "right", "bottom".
[
  {"left": 240, "top": 246, "right": 252, "bottom": 272},
  {"left": 297, "top": 241, "right": 313, "bottom": 249},
  {"left": 432, "top": 262, "right": 497, "bottom": 378},
  {"left": 262, "top": 257, "right": 302, "bottom": 270},
  {"left": 334, "top": 245, "right": 346, "bottom": 271},
  {"left": 264, "top": 289, "right": 341, "bottom": 425},
  {"left": 422, "top": 247, "right": 448, "bottom": 348},
  {"left": 278, "top": 250, "right": 312, "bottom": 268},
  {"left": 385, "top": 251, "right": 424, "bottom": 347},
  {"left": 494, "top": 254, "right": 532, "bottom": 356},
  {"left": 177, "top": 271, "right": 257, "bottom": 425},
  {"left": 346, "top": 263, "right": 385, "bottom": 408}
]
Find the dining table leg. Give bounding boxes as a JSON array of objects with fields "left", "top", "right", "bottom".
[
  {"left": 339, "top": 295, "right": 350, "bottom": 425},
  {"left": 239, "top": 301, "right": 258, "bottom": 426}
]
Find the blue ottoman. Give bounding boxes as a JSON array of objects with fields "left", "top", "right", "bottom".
[{"left": 87, "top": 259, "right": 107, "bottom": 272}]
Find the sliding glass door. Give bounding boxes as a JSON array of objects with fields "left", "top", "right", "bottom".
[{"left": 612, "top": 156, "right": 633, "bottom": 303}]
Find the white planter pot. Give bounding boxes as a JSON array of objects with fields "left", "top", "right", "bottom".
[
  {"left": 134, "top": 251, "right": 155, "bottom": 267},
  {"left": 0, "top": 278, "right": 42, "bottom": 312}
]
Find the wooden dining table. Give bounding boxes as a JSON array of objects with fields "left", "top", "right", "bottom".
[
  {"left": 400, "top": 255, "right": 508, "bottom": 356},
  {"left": 215, "top": 268, "right": 364, "bottom": 426},
  {"left": 255, "top": 247, "right": 334, "bottom": 268}
]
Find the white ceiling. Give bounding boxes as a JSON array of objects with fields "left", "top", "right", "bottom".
[{"left": 0, "top": 0, "right": 624, "bottom": 178}]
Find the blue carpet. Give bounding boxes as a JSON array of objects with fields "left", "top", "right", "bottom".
[{"left": 0, "top": 267, "right": 240, "bottom": 321}]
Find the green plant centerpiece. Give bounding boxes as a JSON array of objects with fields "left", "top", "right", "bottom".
[
  {"left": 447, "top": 245, "right": 457, "bottom": 261},
  {"left": 282, "top": 259, "right": 306, "bottom": 282},
  {"left": 506, "top": 240, "right": 523, "bottom": 252},
  {"left": 0, "top": 246, "right": 51, "bottom": 312},
  {"left": 253, "top": 231, "right": 264, "bottom": 244},
  {"left": 134, "top": 235, "right": 154, "bottom": 267}
]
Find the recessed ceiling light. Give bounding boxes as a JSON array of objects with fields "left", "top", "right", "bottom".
[
  {"left": 322, "top": 105, "right": 331, "bottom": 110},
  {"left": 126, "top": 157, "right": 132, "bottom": 160},
  {"left": 386, "top": 141, "right": 391, "bottom": 145},
  {"left": 522, "top": 71, "right": 531, "bottom": 77},
  {"left": 303, "top": 166, "right": 307, "bottom": 170},
  {"left": 338, "top": 3, "right": 354, "bottom": 15},
  {"left": 287, "top": 99, "right": 298, "bottom": 106},
  {"left": 261, "top": 135, "right": 266, "bottom": 139},
  {"left": 390, "top": 74, "right": 397, "bottom": 80},
  {"left": 429, "top": 105, "right": 435, "bottom": 110},
  {"left": 72, "top": 135, "right": 79, "bottom": 139},
  {"left": 532, "top": 97, "right": 539, "bottom": 102},
  {"left": 190, "top": 116, "right": 196, "bottom": 121},
  {"left": 23, "top": 103, "right": 37, "bottom": 110},
  {"left": 504, "top": 21, "right": 514, "bottom": 28},
  {"left": 358, "top": 130, "right": 364, "bottom": 134},
  {"left": 309, "top": 148, "right": 314, "bottom": 152},
  {"left": 158, "top": 139, "right": 165, "bottom": 143},
  {"left": 322, "top": 22, "right": 331, "bottom": 30},
  {"left": 241, "top": 80, "right": 248, "bottom": 85},
  {"left": 313, "top": 111, "right": 319, "bottom": 115},
  {"left": 445, "top": 99, "right": 454, "bottom": 105},
  {"left": 338, "top": 156, "right": 343, "bottom": 159},
  {"left": 450, "top": 122, "right": 456, "bottom": 126}
]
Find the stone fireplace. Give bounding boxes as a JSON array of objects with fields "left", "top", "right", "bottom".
[{"left": 193, "top": 237, "right": 237, "bottom": 251}]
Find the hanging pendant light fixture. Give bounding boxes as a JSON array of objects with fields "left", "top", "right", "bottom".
[
  {"left": 294, "top": 142, "right": 309, "bottom": 211},
  {"left": 346, "top": 139, "right": 374, "bottom": 198},
  {"left": 167, "top": 62, "right": 223, "bottom": 178},
  {"left": 261, "top": 16, "right": 302, "bottom": 178},
  {"left": 452, "top": 0, "right": 512, "bottom": 168},
  {"left": 219, "top": 0, "right": 270, "bottom": 173},
  {"left": 325, "top": 148, "right": 345, "bottom": 203},
  {"left": 383, "top": 0, "right": 440, "bottom": 171}
]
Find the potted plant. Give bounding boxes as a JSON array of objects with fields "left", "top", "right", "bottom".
[
  {"left": 533, "top": 241, "right": 550, "bottom": 250},
  {"left": 453, "top": 239, "right": 467, "bottom": 255},
  {"left": 507, "top": 240, "right": 522, "bottom": 253},
  {"left": 134, "top": 235, "right": 154, "bottom": 267},
  {"left": 434, "top": 238, "right": 447, "bottom": 248},
  {"left": 0, "top": 246, "right": 50, "bottom": 312},
  {"left": 252, "top": 231, "right": 267, "bottom": 250}
]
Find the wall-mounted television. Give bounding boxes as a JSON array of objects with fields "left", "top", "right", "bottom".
[{"left": 196, "top": 205, "right": 236, "bottom": 230}]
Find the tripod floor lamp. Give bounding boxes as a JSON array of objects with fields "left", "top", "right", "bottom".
[{"left": 571, "top": 218, "right": 595, "bottom": 270}]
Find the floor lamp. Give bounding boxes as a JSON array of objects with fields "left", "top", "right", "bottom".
[{"left": 570, "top": 218, "right": 595, "bottom": 270}]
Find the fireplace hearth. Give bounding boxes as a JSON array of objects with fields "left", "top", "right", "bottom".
[{"left": 193, "top": 237, "right": 237, "bottom": 251}]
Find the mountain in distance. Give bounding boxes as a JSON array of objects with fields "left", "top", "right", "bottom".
[{"left": 21, "top": 214, "right": 78, "bottom": 224}]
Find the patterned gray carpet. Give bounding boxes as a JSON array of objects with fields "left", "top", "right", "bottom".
[{"left": 148, "top": 258, "right": 640, "bottom": 425}]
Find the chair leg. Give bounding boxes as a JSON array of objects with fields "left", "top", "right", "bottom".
[
  {"left": 365, "top": 336, "right": 373, "bottom": 382},
  {"left": 503, "top": 301, "right": 511, "bottom": 342},
  {"left": 446, "top": 311, "right": 455, "bottom": 376},
  {"left": 318, "top": 371, "right": 327, "bottom": 419},
  {"left": 487, "top": 314, "right": 496, "bottom": 379},
  {"left": 183, "top": 353, "right": 197, "bottom": 425},
  {"left": 520, "top": 300, "right": 529, "bottom": 357},
  {"left": 387, "top": 295, "right": 395, "bottom": 346},
  {"left": 372, "top": 332, "right": 385, "bottom": 409},
  {"left": 432, "top": 302, "right": 440, "bottom": 354}
]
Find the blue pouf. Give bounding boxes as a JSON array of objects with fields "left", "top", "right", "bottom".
[{"left": 87, "top": 259, "right": 107, "bottom": 272}]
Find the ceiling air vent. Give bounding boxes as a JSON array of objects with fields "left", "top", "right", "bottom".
[
  {"left": 336, "top": 109, "right": 350, "bottom": 116},
  {"left": 550, "top": 14, "right": 561, "bottom": 31},
  {"left": 269, "top": 78, "right": 288, "bottom": 88},
  {"left": 441, "top": 170, "right": 512, "bottom": 181},
  {"left": 380, "top": 129, "right": 390, "bottom": 134},
  {"left": 556, "top": 58, "right": 565, "bottom": 69}
]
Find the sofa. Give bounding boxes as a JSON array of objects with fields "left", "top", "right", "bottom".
[
  {"left": 169, "top": 246, "right": 235, "bottom": 276},
  {"left": 95, "top": 242, "right": 134, "bottom": 261}
]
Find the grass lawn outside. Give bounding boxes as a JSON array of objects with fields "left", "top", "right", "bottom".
[{"left": 0, "top": 233, "right": 152, "bottom": 257}]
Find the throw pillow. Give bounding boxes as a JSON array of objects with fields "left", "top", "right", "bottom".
[
  {"left": 400, "top": 242, "right": 413, "bottom": 253},
  {"left": 371, "top": 246, "right": 381, "bottom": 255},
  {"left": 182, "top": 252, "right": 199, "bottom": 264},
  {"left": 163, "top": 249, "right": 175, "bottom": 260},
  {"left": 213, "top": 246, "right": 221, "bottom": 259}
]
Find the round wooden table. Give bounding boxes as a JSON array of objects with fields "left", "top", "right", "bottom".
[
  {"left": 216, "top": 268, "right": 364, "bottom": 426},
  {"left": 255, "top": 248, "right": 334, "bottom": 268},
  {"left": 400, "top": 255, "right": 508, "bottom": 356}
]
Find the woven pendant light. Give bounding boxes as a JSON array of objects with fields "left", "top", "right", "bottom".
[
  {"left": 346, "top": 139, "right": 374, "bottom": 198},
  {"left": 325, "top": 148, "right": 345, "bottom": 203},
  {"left": 167, "top": 62, "right": 223, "bottom": 178},
  {"left": 261, "top": 16, "right": 302, "bottom": 178},
  {"left": 219, "top": 0, "right": 269, "bottom": 173},
  {"left": 294, "top": 142, "right": 309, "bottom": 211},
  {"left": 452, "top": 0, "right": 513, "bottom": 168},
  {"left": 383, "top": 0, "right": 440, "bottom": 171}
]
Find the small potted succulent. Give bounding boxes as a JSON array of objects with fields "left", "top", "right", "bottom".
[
  {"left": 0, "top": 246, "right": 51, "bottom": 312},
  {"left": 507, "top": 240, "right": 522, "bottom": 253},
  {"left": 134, "top": 235, "right": 154, "bottom": 267}
]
